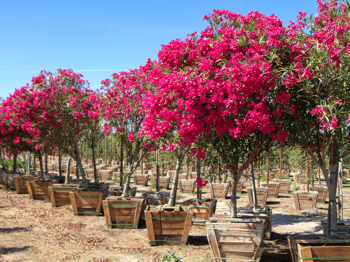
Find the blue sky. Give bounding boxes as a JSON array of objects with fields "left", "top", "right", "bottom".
[{"left": 0, "top": 0, "right": 318, "bottom": 99}]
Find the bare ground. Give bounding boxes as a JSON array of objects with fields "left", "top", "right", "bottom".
[{"left": 1, "top": 179, "right": 349, "bottom": 262}]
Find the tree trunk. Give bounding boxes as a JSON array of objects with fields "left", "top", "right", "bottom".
[
  {"left": 266, "top": 157, "right": 269, "bottom": 183},
  {"left": 120, "top": 140, "right": 124, "bottom": 186},
  {"left": 156, "top": 146, "right": 159, "bottom": 191},
  {"left": 197, "top": 157, "right": 201, "bottom": 200},
  {"left": 65, "top": 156, "right": 72, "bottom": 184},
  {"left": 326, "top": 163, "right": 339, "bottom": 237},
  {"left": 45, "top": 152, "right": 48, "bottom": 174},
  {"left": 92, "top": 138, "right": 97, "bottom": 182},
  {"left": 38, "top": 151, "right": 44, "bottom": 177},
  {"left": 75, "top": 145, "right": 88, "bottom": 190},
  {"left": 58, "top": 150, "right": 62, "bottom": 176},
  {"left": 0, "top": 150, "right": 5, "bottom": 171},
  {"left": 168, "top": 151, "right": 187, "bottom": 206},
  {"left": 251, "top": 165, "right": 258, "bottom": 211},
  {"left": 230, "top": 175, "right": 238, "bottom": 217},
  {"left": 13, "top": 154, "right": 17, "bottom": 174}
]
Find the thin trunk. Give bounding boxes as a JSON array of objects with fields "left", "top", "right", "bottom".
[
  {"left": 0, "top": 151, "right": 5, "bottom": 171},
  {"left": 120, "top": 140, "right": 123, "bottom": 187},
  {"left": 13, "top": 154, "right": 17, "bottom": 174},
  {"left": 26, "top": 152, "right": 30, "bottom": 174},
  {"left": 168, "top": 149, "right": 187, "bottom": 206},
  {"left": 310, "top": 156, "right": 314, "bottom": 187},
  {"left": 279, "top": 148, "right": 282, "bottom": 179},
  {"left": 197, "top": 157, "right": 201, "bottom": 200},
  {"left": 141, "top": 150, "right": 144, "bottom": 175},
  {"left": 38, "top": 151, "right": 44, "bottom": 177},
  {"left": 339, "top": 155, "right": 343, "bottom": 221},
  {"left": 45, "top": 152, "right": 48, "bottom": 174},
  {"left": 326, "top": 163, "right": 338, "bottom": 237},
  {"left": 251, "top": 164, "right": 258, "bottom": 211},
  {"left": 92, "top": 138, "right": 97, "bottom": 182},
  {"left": 258, "top": 164, "right": 261, "bottom": 188},
  {"left": 156, "top": 146, "right": 159, "bottom": 191},
  {"left": 75, "top": 145, "right": 89, "bottom": 190},
  {"left": 58, "top": 150, "right": 62, "bottom": 176},
  {"left": 33, "top": 155, "right": 36, "bottom": 171},
  {"left": 65, "top": 156, "right": 72, "bottom": 184},
  {"left": 306, "top": 159, "right": 310, "bottom": 192},
  {"left": 266, "top": 157, "right": 269, "bottom": 183}
]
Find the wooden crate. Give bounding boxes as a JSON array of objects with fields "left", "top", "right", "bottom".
[
  {"left": 209, "top": 183, "right": 230, "bottom": 199},
  {"left": 48, "top": 185, "right": 79, "bottom": 207},
  {"left": 133, "top": 174, "right": 149, "bottom": 186},
  {"left": 26, "top": 180, "right": 54, "bottom": 200},
  {"left": 142, "top": 191, "right": 170, "bottom": 205},
  {"left": 152, "top": 175, "right": 170, "bottom": 189},
  {"left": 288, "top": 234, "right": 350, "bottom": 262},
  {"left": 14, "top": 176, "right": 38, "bottom": 194},
  {"left": 321, "top": 220, "right": 350, "bottom": 236},
  {"left": 247, "top": 187, "right": 268, "bottom": 207},
  {"left": 179, "top": 179, "right": 196, "bottom": 193},
  {"left": 98, "top": 170, "right": 113, "bottom": 180},
  {"left": 69, "top": 191, "right": 104, "bottom": 216},
  {"left": 145, "top": 205, "right": 193, "bottom": 246},
  {"left": 109, "top": 186, "right": 137, "bottom": 197},
  {"left": 207, "top": 216, "right": 265, "bottom": 262},
  {"left": 260, "top": 182, "right": 280, "bottom": 199},
  {"left": 273, "top": 179, "right": 291, "bottom": 194},
  {"left": 293, "top": 173, "right": 307, "bottom": 182},
  {"left": 293, "top": 191, "right": 318, "bottom": 211},
  {"left": 102, "top": 197, "right": 144, "bottom": 229},
  {"left": 310, "top": 186, "right": 328, "bottom": 203},
  {"left": 181, "top": 199, "right": 217, "bottom": 225}
]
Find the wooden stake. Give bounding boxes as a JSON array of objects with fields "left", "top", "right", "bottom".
[
  {"left": 310, "top": 155, "right": 314, "bottom": 187},
  {"left": 156, "top": 144, "right": 159, "bottom": 192},
  {"left": 266, "top": 157, "right": 269, "bottom": 183},
  {"left": 280, "top": 148, "right": 282, "bottom": 179}
]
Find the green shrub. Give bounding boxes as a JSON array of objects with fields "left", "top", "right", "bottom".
[{"left": 161, "top": 251, "right": 184, "bottom": 262}]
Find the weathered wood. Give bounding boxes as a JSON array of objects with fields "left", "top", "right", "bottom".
[
  {"left": 260, "top": 182, "right": 280, "bottom": 199},
  {"left": 179, "top": 179, "right": 196, "bottom": 193},
  {"left": 142, "top": 191, "right": 170, "bottom": 205},
  {"left": 209, "top": 183, "right": 230, "bottom": 199},
  {"left": 69, "top": 191, "right": 104, "bottom": 216},
  {"left": 181, "top": 199, "right": 217, "bottom": 225},
  {"left": 207, "top": 218, "right": 265, "bottom": 262},
  {"left": 145, "top": 205, "right": 193, "bottom": 246},
  {"left": 293, "top": 191, "right": 318, "bottom": 211},
  {"left": 102, "top": 197, "right": 144, "bottom": 229},
  {"left": 273, "top": 179, "right": 291, "bottom": 194},
  {"left": 247, "top": 187, "right": 268, "bottom": 207},
  {"left": 133, "top": 174, "right": 149, "bottom": 186},
  {"left": 48, "top": 185, "right": 79, "bottom": 207},
  {"left": 14, "top": 176, "right": 38, "bottom": 194},
  {"left": 26, "top": 181, "right": 54, "bottom": 200},
  {"left": 310, "top": 186, "right": 328, "bottom": 204}
]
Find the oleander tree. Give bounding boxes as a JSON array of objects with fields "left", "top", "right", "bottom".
[
  {"left": 1, "top": 69, "right": 101, "bottom": 189},
  {"left": 279, "top": 0, "right": 350, "bottom": 235},
  {"left": 99, "top": 63, "right": 156, "bottom": 197},
  {"left": 141, "top": 10, "right": 299, "bottom": 213}
]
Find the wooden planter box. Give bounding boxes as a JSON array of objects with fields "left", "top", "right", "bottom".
[
  {"left": 26, "top": 180, "right": 54, "bottom": 200},
  {"left": 48, "top": 184, "right": 79, "bottom": 207},
  {"left": 142, "top": 191, "right": 170, "bottom": 205},
  {"left": 181, "top": 199, "right": 217, "bottom": 225},
  {"left": 109, "top": 186, "right": 137, "bottom": 197},
  {"left": 260, "top": 182, "right": 280, "bottom": 199},
  {"left": 69, "top": 191, "right": 104, "bottom": 216},
  {"left": 152, "top": 176, "right": 170, "bottom": 190},
  {"left": 247, "top": 187, "right": 269, "bottom": 207},
  {"left": 288, "top": 234, "right": 350, "bottom": 262},
  {"left": 321, "top": 220, "right": 350, "bottom": 236},
  {"left": 103, "top": 197, "right": 144, "bottom": 229},
  {"left": 145, "top": 205, "right": 193, "bottom": 246},
  {"left": 207, "top": 216, "right": 265, "bottom": 262},
  {"left": 273, "top": 179, "right": 291, "bottom": 194},
  {"left": 293, "top": 173, "right": 307, "bottom": 182},
  {"left": 14, "top": 176, "right": 38, "bottom": 194},
  {"left": 310, "top": 186, "right": 328, "bottom": 203},
  {"left": 293, "top": 191, "right": 318, "bottom": 211},
  {"left": 179, "top": 179, "right": 196, "bottom": 193},
  {"left": 209, "top": 183, "right": 229, "bottom": 199},
  {"left": 4, "top": 173, "right": 18, "bottom": 190},
  {"left": 133, "top": 174, "right": 149, "bottom": 186},
  {"left": 87, "top": 182, "right": 110, "bottom": 200},
  {"left": 99, "top": 170, "right": 113, "bottom": 180}
]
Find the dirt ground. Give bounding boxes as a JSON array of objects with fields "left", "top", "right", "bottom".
[{"left": 1, "top": 177, "right": 349, "bottom": 262}]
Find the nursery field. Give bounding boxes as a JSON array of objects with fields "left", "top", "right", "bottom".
[{"left": 1, "top": 174, "right": 349, "bottom": 262}]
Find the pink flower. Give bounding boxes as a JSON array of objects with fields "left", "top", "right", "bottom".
[
  {"left": 128, "top": 133, "right": 135, "bottom": 142},
  {"left": 13, "top": 136, "right": 21, "bottom": 144},
  {"left": 196, "top": 175, "right": 208, "bottom": 188}
]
